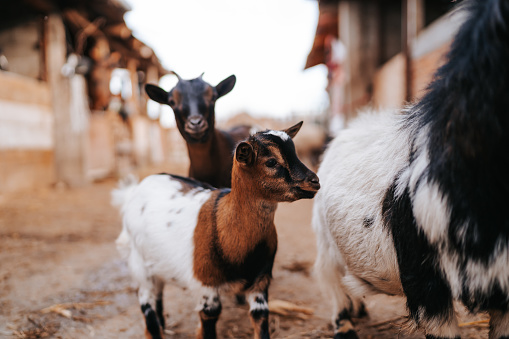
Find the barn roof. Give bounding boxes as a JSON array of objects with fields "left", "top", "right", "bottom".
[
  {"left": 1, "top": 0, "right": 168, "bottom": 77},
  {"left": 304, "top": 0, "right": 339, "bottom": 70}
]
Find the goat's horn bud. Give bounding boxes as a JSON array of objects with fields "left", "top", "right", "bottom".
[
  {"left": 170, "top": 70, "right": 182, "bottom": 81},
  {"left": 199, "top": 72, "right": 205, "bottom": 79}
]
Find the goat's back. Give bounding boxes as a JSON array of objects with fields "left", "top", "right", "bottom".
[{"left": 117, "top": 174, "right": 213, "bottom": 287}]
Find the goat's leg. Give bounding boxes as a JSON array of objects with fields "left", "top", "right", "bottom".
[
  {"left": 235, "top": 293, "right": 246, "bottom": 305},
  {"left": 331, "top": 277, "right": 371, "bottom": 339},
  {"left": 489, "top": 310, "right": 509, "bottom": 339},
  {"left": 329, "top": 285, "right": 363, "bottom": 339},
  {"left": 333, "top": 307, "right": 358, "bottom": 339},
  {"left": 196, "top": 288, "right": 222, "bottom": 339},
  {"left": 154, "top": 278, "right": 165, "bottom": 329},
  {"left": 399, "top": 270, "right": 461, "bottom": 339},
  {"left": 247, "top": 290, "right": 270, "bottom": 339},
  {"left": 313, "top": 222, "right": 360, "bottom": 338},
  {"left": 138, "top": 282, "right": 164, "bottom": 339}
]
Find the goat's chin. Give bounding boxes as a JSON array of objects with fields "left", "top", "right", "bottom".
[
  {"left": 186, "top": 131, "right": 209, "bottom": 143},
  {"left": 290, "top": 187, "right": 318, "bottom": 200},
  {"left": 184, "top": 125, "right": 209, "bottom": 142}
]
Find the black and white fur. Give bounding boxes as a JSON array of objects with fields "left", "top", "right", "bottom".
[{"left": 312, "top": 0, "right": 509, "bottom": 338}]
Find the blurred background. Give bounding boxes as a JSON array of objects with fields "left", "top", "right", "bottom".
[{"left": 0, "top": 0, "right": 460, "bottom": 193}]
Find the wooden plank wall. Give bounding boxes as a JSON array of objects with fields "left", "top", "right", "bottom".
[
  {"left": 0, "top": 72, "right": 55, "bottom": 193},
  {"left": 371, "top": 4, "right": 466, "bottom": 111}
]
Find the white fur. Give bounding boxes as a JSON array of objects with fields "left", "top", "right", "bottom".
[
  {"left": 195, "top": 287, "right": 221, "bottom": 311},
  {"left": 314, "top": 110, "right": 407, "bottom": 300},
  {"left": 115, "top": 175, "right": 212, "bottom": 293},
  {"left": 264, "top": 130, "right": 289, "bottom": 141},
  {"left": 412, "top": 181, "right": 450, "bottom": 244},
  {"left": 247, "top": 292, "right": 269, "bottom": 312}
]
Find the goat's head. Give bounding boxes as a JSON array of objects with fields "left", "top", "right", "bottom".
[
  {"left": 145, "top": 73, "right": 236, "bottom": 143},
  {"left": 233, "top": 122, "right": 320, "bottom": 202}
]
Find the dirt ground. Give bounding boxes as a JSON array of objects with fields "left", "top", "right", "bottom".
[{"left": 0, "top": 164, "right": 489, "bottom": 338}]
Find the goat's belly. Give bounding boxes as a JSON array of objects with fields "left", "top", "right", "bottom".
[
  {"left": 139, "top": 222, "right": 201, "bottom": 287},
  {"left": 331, "top": 215, "right": 404, "bottom": 296},
  {"left": 317, "top": 110, "right": 411, "bottom": 297}
]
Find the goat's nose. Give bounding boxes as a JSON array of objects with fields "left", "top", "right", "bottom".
[
  {"left": 189, "top": 117, "right": 203, "bottom": 126},
  {"left": 308, "top": 175, "right": 319, "bottom": 184},
  {"left": 306, "top": 173, "right": 320, "bottom": 188}
]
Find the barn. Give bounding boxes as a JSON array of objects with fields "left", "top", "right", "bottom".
[{"left": 0, "top": 0, "right": 169, "bottom": 193}]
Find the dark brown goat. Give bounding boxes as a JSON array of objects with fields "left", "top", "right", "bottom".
[{"left": 145, "top": 74, "right": 251, "bottom": 188}]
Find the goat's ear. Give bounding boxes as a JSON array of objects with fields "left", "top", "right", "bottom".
[
  {"left": 215, "top": 75, "right": 236, "bottom": 99},
  {"left": 283, "top": 121, "right": 303, "bottom": 139},
  {"left": 235, "top": 141, "right": 255, "bottom": 166},
  {"left": 145, "top": 84, "right": 169, "bottom": 105}
]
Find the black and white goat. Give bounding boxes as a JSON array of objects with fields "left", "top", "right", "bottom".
[
  {"left": 113, "top": 122, "right": 320, "bottom": 339},
  {"left": 312, "top": 0, "right": 509, "bottom": 338},
  {"left": 145, "top": 73, "right": 251, "bottom": 188}
]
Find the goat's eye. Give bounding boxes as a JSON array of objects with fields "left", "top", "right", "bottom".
[
  {"left": 265, "top": 159, "right": 278, "bottom": 168},
  {"left": 168, "top": 99, "right": 175, "bottom": 106}
]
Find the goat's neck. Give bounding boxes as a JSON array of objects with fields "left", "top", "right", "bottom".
[
  {"left": 186, "top": 129, "right": 216, "bottom": 158},
  {"left": 186, "top": 129, "right": 225, "bottom": 172},
  {"left": 214, "top": 171, "right": 278, "bottom": 261}
]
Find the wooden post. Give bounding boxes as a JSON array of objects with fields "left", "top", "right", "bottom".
[
  {"left": 338, "top": 0, "right": 380, "bottom": 119},
  {"left": 127, "top": 58, "right": 140, "bottom": 114},
  {"left": 338, "top": 1, "right": 352, "bottom": 117},
  {"left": 45, "top": 13, "right": 89, "bottom": 187},
  {"left": 403, "top": 0, "right": 424, "bottom": 102}
]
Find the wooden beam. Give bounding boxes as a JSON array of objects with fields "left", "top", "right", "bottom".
[
  {"left": 46, "top": 13, "right": 89, "bottom": 187},
  {"left": 402, "top": 0, "right": 424, "bottom": 102}
]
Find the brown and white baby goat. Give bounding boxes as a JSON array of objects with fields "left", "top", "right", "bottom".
[
  {"left": 145, "top": 73, "right": 251, "bottom": 188},
  {"left": 113, "top": 122, "right": 320, "bottom": 339}
]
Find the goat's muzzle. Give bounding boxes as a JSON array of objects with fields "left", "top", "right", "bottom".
[
  {"left": 293, "top": 172, "right": 320, "bottom": 199},
  {"left": 185, "top": 118, "right": 209, "bottom": 140}
]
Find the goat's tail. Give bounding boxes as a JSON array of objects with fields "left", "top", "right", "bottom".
[
  {"left": 111, "top": 174, "right": 138, "bottom": 211},
  {"left": 111, "top": 174, "right": 139, "bottom": 260}
]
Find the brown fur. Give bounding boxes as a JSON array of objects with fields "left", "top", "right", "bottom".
[
  {"left": 187, "top": 128, "right": 249, "bottom": 188},
  {"left": 144, "top": 327, "right": 163, "bottom": 339},
  {"left": 203, "top": 86, "right": 214, "bottom": 104},
  {"left": 193, "top": 123, "right": 320, "bottom": 290},
  {"left": 250, "top": 315, "right": 269, "bottom": 339},
  {"left": 193, "top": 185, "right": 278, "bottom": 288},
  {"left": 171, "top": 89, "right": 181, "bottom": 107},
  {"left": 197, "top": 310, "right": 220, "bottom": 339},
  {"left": 193, "top": 123, "right": 318, "bottom": 338}
]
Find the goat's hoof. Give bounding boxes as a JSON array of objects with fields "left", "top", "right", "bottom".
[
  {"left": 333, "top": 330, "right": 359, "bottom": 339},
  {"left": 334, "top": 318, "right": 358, "bottom": 339}
]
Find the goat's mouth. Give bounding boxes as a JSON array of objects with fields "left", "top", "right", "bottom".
[
  {"left": 184, "top": 125, "right": 209, "bottom": 140},
  {"left": 292, "top": 186, "right": 319, "bottom": 199}
]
